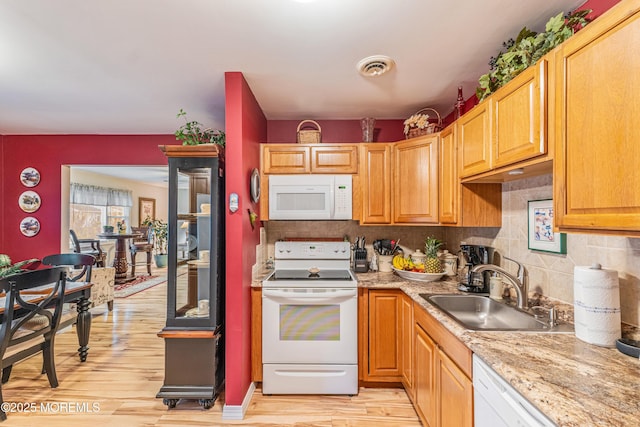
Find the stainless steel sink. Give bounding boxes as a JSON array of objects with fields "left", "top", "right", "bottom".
[{"left": 421, "top": 294, "right": 573, "bottom": 333}]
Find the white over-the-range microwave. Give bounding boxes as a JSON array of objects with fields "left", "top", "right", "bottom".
[{"left": 268, "top": 174, "right": 352, "bottom": 220}]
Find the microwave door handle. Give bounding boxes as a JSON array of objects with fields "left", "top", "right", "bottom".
[{"left": 329, "top": 178, "right": 336, "bottom": 218}]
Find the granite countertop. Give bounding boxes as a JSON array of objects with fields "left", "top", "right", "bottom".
[
  {"left": 357, "top": 271, "right": 640, "bottom": 427},
  {"left": 252, "top": 270, "right": 640, "bottom": 425}
]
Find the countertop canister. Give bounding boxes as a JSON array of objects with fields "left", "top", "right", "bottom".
[{"left": 573, "top": 264, "right": 621, "bottom": 347}]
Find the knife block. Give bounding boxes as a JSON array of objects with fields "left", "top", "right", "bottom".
[{"left": 354, "top": 248, "right": 368, "bottom": 273}]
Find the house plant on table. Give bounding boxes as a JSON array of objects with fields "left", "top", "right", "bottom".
[
  {"left": 0, "top": 254, "right": 39, "bottom": 279},
  {"left": 142, "top": 218, "right": 168, "bottom": 268}
]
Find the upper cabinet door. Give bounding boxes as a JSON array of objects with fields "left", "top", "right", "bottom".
[
  {"left": 458, "top": 101, "right": 491, "bottom": 178},
  {"left": 310, "top": 145, "right": 358, "bottom": 173},
  {"left": 554, "top": 1, "right": 640, "bottom": 234},
  {"left": 360, "top": 143, "right": 392, "bottom": 224},
  {"left": 262, "top": 145, "right": 310, "bottom": 174},
  {"left": 393, "top": 136, "right": 439, "bottom": 224},
  {"left": 492, "top": 59, "right": 547, "bottom": 168},
  {"left": 439, "top": 124, "right": 458, "bottom": 225}
]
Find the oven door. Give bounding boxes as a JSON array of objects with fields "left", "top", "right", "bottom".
[{"left": 262, "top": 287, "right": 357, "bottom": 364}]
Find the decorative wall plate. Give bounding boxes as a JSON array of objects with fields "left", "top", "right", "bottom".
[
  {"left": 19, "top": 190, "right": 41, "bottom": 213},
  {"left": 250, "top": 168, "right": 261, "bottom": 203},
  {"left": 20, "top": 217, "right": 40, "bottom": 237},
  {"left": 20, "top": 167, "right": 40, "bottom": 187}
]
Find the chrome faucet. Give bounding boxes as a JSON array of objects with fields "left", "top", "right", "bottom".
[{"left": 471, "top": 257, "right": 529, "bottom": 309}]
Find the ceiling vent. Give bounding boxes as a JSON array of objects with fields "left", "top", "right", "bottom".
[{"left": 357, "top": 55, "right": 395, "bottom": 77}]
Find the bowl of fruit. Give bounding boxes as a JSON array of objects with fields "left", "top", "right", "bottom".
[{"left": 391, "top": 237, "right": 444, "bottom": 282}]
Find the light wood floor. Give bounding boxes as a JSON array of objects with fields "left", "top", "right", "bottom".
[{"left": 3, "top": 272, "right": 421, "bottom": 426}]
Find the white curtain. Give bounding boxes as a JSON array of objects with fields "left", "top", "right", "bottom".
[{"left": 70, "top": 183, "right": 132, "bottom": 207}]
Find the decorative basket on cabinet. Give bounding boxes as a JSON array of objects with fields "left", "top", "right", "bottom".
[
  {"left": 296, "top": 120, "right": 322, "bottom": 144},
  {"left": 403, "top": 107, "right": 442, "bottom": 139}
]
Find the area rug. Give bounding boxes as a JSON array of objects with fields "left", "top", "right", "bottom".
[{"left": 114, "top": 275, "right": 167, "bottom": 298}]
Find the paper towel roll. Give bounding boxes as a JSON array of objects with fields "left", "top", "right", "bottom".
[{"left": 573, "top": 264, "right": 621, "bottom": 347}]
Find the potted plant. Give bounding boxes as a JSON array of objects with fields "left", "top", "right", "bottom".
[
  {"left": 143, "top": 218, "right": 168, "bottom": 268},
  {"left": 175, "top": 109, "right": 225, "bottom": 146},
  {"left": 0, "top": 254, "right": 40, "bottom": 279},
  {"left": 476, "top": 10, "right": 591, "bottom": 101}
]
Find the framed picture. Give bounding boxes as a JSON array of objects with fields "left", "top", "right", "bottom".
[
  {"left": 528, "top": 199, "right": 566, "bottom": 254},
  {"left": 139, "top": 197, "right": 156, "bottom": 226}
]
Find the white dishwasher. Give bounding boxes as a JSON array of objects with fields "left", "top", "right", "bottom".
[{"left": 473, "top": 355, "right": 556, "bottom": 427}]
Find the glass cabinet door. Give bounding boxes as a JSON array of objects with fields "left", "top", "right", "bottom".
[
  {"left": 174, "top": 165, "right": 212, "bottom": 320},
  {"left": 164, "top": 149, "right": 223, "bottom": 329}
]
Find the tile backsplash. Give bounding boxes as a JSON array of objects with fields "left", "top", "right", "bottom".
[
  {"left": 446, "top": 174, "right": 640, "bottom": 327},
  {"left": 263, "top": 174, "right": 640, "bottom": 327}
]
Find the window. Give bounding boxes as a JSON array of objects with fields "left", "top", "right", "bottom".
[{"left": 69, "top": 183, "right": 132, "bottom": 239}]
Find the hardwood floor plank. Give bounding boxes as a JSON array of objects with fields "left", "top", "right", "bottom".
[{"left": 2, "top": 270, "right": 421, "bottom": 426}]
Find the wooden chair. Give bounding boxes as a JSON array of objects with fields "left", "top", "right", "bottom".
[
  {"left": 130, "top": 226, "right": 153, "bottom": 276},
  {"left": 69, "top": 229, "right": 105, "bottom": 267},
  {"left": 0, "top": 267, "right": 67, "bottom": 421}
]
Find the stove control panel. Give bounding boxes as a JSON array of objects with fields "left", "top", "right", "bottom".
[{"left": 275, "top": 241, "right": 350, "bottom": 260}]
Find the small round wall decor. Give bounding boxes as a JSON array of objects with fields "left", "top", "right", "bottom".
[
  {"left": 19, "top": 190, "right": 41, "bottom": 213},
  {"left": 20, "top": 217, "right": 40, "bottom": 237},
  {"left": 20, "top": 167, "right": 40, "bottom": 187}
]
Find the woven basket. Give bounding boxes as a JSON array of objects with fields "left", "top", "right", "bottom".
[
  {"left": 404, "top": 107, "right": 442, "bottom": 139},
  {"left": 296, "top": 120, "right": 322, "bottom": 144}
]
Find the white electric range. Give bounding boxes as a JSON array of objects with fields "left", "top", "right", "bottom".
[{"left": 261, "top": 241, "right": 358, "bottom": 395}]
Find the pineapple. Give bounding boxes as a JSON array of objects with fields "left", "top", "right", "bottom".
[{"left": 424, "top": 236, "right": 443, "bottom": 273}]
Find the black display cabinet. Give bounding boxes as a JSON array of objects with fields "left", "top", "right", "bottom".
[{"left": 156, "top": 145, "right": 225, "bottom": 409}]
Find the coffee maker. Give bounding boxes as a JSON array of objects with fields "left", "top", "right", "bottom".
[{"left": 457, "top": 244, "right": 495, "bottom": 293}]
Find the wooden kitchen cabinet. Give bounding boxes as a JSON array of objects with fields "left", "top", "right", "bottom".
[
  {"left": 439, "top": 124, "right": 458, "bottom": 224},
  {"left": 310, "top": 145, "right": 358, "bottom": 173},
  {"left": 492, "top": 59, "right": 548, "bottom": 168},
  {"left": 554, "top": 0, "right": 640, "bottom": 236},
  {"left": 262, "top": 145, "right": 310, "bottom": 174},
  {"left": 458, "top": 100, "right": 492, "bottom": 178},
  {"left": 413, "top": 302, "right": 472, "bottom": 427},
  {"left": 393, "top": 135, "right": 439, "bottom": 224},
  {"left": 400, "top": 292, "right": 414, "bottom": 398},
  {"left": 439, "top": 123, "right": 502, "bottom": 227},
  {"left": 359, "top": 143, "right": 393, "bottom": 224},
  {"left": 414, "top": 318, "right": 437, "bottom": 427},
  {"left": 359, "top": 289, "right": 402, "bottom": 383},
  {"left": 262, "top": 144, "right": 358, "bottom": 174},
  {"left": 251, "top": 287, "right": 262, "bottom": 382},
  {"left": 438, "top": 349, "right": 473, "bottom": 427}
]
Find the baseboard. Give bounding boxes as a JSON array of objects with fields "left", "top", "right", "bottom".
[{"left": 221, "top": 382, "right": 256, "bottom": 420}]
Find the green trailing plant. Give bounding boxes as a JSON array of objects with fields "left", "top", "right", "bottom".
[
  {"left": 0, "top": 255, "right": 40, "bottom": 279},
  {"left": 175, "top": 108, "right": 225, "bottom": 147},
  {"left": 476, "top": 9, "right": 591, "bottom": 101},
  {"left": 142, "top": 218, "right": 168, "bottom": 255}
]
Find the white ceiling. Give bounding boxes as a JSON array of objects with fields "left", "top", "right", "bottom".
[{"left": 0, "top": 0, "right": 585, "bottom": 136}]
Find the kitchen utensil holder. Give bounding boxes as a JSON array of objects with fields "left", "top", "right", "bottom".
[{"left": 354, "top": 248, "right": 368, "bottom": 273}]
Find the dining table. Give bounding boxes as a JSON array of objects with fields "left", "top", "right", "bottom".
[
  {"left": 97, "top": 232, "right": 141, "bottom": 284},
  {"left": 2, "top": 281, "right": 93, "bottom": 362}
]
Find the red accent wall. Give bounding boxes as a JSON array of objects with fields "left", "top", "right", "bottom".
[
  {"left": 580, "top": 0, "right": 621, "bottom": 18},
  {"left": 267, "top": 119, "right": 404, "bottom": 143},
  {"left": 0, "top": 135, "right": 176, "bottom": 258},
  {"left": 224, "top": 72, "right": 266, "bottom": 405}
]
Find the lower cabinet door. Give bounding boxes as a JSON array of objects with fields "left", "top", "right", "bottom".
[
  {"left": 438, "top": 349, "right": 473, "bottom": 427},
  {"left": 414, "top": 322, "right": 437, "bottom": 426}
]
